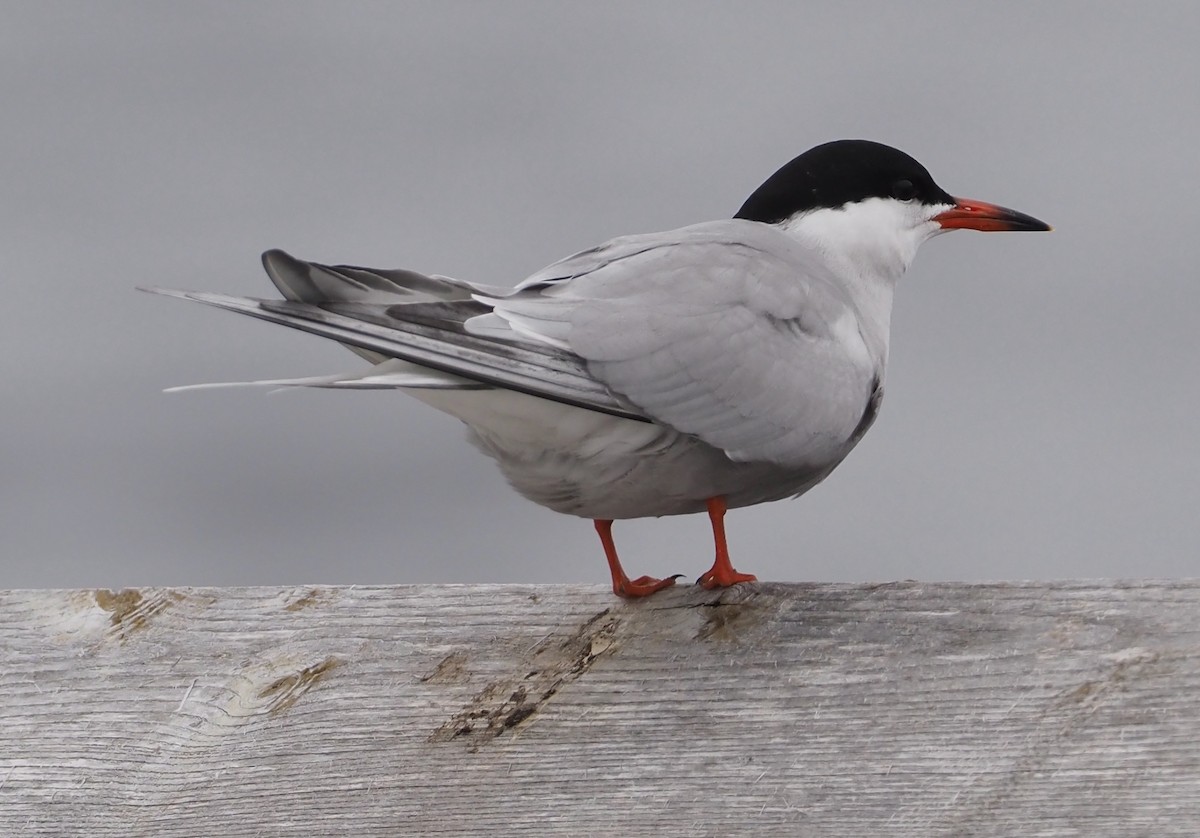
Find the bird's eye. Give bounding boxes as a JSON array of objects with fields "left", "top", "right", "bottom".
[{"left": 890, "top": 179, "right": 917, "bottom": 201}]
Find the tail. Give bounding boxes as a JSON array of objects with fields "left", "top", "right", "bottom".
[
  {"left": 140, "top": 252, "right": 645, "bottom": 421},
  {"left": 162, "top": 359, "right": 483, "bottom": 394}
]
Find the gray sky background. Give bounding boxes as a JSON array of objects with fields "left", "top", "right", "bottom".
[{"left": 2, "top": 2, "right": 1197, "bottom": 589}]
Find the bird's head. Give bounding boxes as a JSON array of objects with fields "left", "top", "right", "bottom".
[{"left": 736, "top": 139, "right": 1050, "bottom": 280}]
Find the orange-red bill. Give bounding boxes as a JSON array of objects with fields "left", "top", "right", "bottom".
[{"left": 935, "top": 197, "right": 1052, "bottom": 232}]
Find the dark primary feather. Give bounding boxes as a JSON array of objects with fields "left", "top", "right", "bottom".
[{"left": 142, "top": 288, "right": 649, "bottom": 422}]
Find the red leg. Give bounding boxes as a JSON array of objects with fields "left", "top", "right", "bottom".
[
  {"left": 697, "top": 496, "right": 758, "bottom": 589},
  {"left": 594, "top": 519, "right": 678, "bottom": 598}
]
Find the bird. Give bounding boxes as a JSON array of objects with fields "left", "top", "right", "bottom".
[{"left": 145, "top": 139, "right": 1050, "bottom": 598}]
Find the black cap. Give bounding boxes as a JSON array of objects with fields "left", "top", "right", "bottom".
[{"left": 735, "top": 140, "right": 956, "bottom": 224}]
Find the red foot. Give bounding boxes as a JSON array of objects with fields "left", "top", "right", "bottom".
[
  {"left": 697, "top": 567, "right": 758, "bottom": 589},
  {"left": 697, "top": 496, "right": 757, "bottom": 589},
  {"left": 614, "top": 574, "right": 682, "bottom": 599},
  {"left": 595, "top": 519, "right": 681, "bottom": 599}
]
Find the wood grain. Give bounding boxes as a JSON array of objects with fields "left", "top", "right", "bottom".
[{"left": 1, "top": 581, "right": 1198, "bottom": 836}]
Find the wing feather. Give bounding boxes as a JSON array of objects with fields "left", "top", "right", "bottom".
[
  {"left": 140, "top": 288, "right": 647, "bottom": 422},
  {"left": 488, "top": 220, "right": 882, "bottom": 466},
  {"left": 146, "top": 221, "right": 882, "bottom": 466}
]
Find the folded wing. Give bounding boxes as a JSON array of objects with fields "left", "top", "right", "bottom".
[
  {"left": 142, "top": 287, "right": 647, "bottom": 421},
  {"left": 484, "top": 220, "right": 882, "bottom": 467},
  {"left": 146, "top": 222, "right": 881, "bottom": 467}
]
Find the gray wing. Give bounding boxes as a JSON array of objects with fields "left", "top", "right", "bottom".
[
  {"left": 484, "top": 220, "right": 882, "bottom": 467},
  {"left": 142, "top": 287, "right": 648, "bottom": 422},
  {"left": 259, "top": 249, "right": 511, "bottom": 364},
  {"left": 147, "top": 250, "right": 648, "bottom": 417}
]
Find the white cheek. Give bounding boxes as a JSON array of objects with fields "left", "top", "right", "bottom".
[{"left": 922, "top": 203, "right": 956, "bottom": 239}]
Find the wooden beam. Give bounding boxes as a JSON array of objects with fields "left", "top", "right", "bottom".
[{"left": 2, "top": 581, "right": 1198, "bottom": 835}]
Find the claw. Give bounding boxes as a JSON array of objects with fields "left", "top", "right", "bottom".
[
  {"left": 697, "top": 568, "right": 758, "bottom": 589},
  {"left": 595, "top": 520, "right": 679, "bottom": 599},
  {"left": 615, "top": 574, "right": 680, "bottom": 598}
]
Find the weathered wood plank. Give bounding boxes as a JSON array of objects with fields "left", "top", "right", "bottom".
[{"left": 1, "top": 581, "right": 1198, "bottom": 836}]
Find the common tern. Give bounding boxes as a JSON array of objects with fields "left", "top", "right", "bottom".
[{"left": 146, "top": 140, "right": 1050, "bottom": 597}]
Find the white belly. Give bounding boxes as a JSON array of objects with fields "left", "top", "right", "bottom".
[{"left": 411, "top": 387, "right": 848, "bottom": 520}]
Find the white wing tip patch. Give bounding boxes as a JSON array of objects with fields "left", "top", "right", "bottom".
[{"left": 474, "top": 294, "right": 573, "bottom": 351}]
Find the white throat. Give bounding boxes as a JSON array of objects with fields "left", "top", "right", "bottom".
[{"left": 776, "top": 197, "right": 947, "bottom": 362}]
